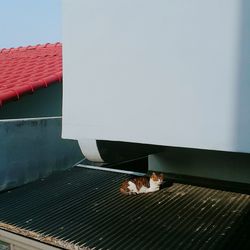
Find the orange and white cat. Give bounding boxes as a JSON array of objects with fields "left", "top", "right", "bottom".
[{"left": 120, "top": 172, "right": 164, "bottom": 195}]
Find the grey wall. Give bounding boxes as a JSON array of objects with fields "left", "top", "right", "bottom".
[
  {"left": 236, "top": 0, "right": 250, "bottom": 151},
  {"left": 0, "top": 83, "right": 85, "bottom": 192},
  {"left": 149, "top": 148, "right": 250, "bottom": 184},
  {"left": 62, "top": 0, "right": 250, "bottom": 154},
  {"left": 0, "top": 117, "right": 83, "bottom": 192}
]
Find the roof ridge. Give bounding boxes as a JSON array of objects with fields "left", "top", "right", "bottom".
[{"left": 0, "top": 42, "right": 62, "bottom": 54}]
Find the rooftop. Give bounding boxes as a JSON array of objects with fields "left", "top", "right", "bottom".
[
  {"left": 0, "top": 166, "right": 250, "bottom": 250},
  {"left": 0, "top": 43, "right": 62, "bottom": 106}
]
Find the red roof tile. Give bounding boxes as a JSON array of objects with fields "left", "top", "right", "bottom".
[{"left": 0, "top": 42, "right": 62, "bottom": 106}]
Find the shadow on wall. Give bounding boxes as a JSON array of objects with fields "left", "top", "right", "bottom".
[
  {"left": 0, "top": 118, "right": 83, "bottom": 192},
  {"left": 236, "top": 0, "right": 250, "bottom": 151}
]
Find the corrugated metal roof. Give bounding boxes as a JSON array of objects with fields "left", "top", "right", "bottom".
[
  {"left": 0, "top": 43, "right": 62, "bottom": 106},
  {"left": 0, "top": 167, "right": 250, "bottom": 250}
]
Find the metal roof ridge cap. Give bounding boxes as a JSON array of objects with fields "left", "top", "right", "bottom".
[
  {"left": 0, "top": 116, "right": 62, "bottom": 123},
  {"left": 77, "top": 164, "right": 146, "bottom": 176}
]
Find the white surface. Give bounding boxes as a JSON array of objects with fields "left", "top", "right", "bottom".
[
  {"left": 77, "top": 164, "right": 146, "bottom": 176},
  {"left": 78, "top": 138, "right": 103, "bottom": 162},
  {"left": 62, "top": 0, "right": 250, "bottom": 153},
  {"left": 0, "top": 229, "right": 58, "bottom": 250}
]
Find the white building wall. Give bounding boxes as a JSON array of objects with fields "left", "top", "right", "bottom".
[{"left": 62, "top": 0, "right": 250, "bottom": 153}]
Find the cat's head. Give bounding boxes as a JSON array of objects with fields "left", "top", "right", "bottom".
[{"left": 150, "top": 172, "right": 164, "bottom": 185}]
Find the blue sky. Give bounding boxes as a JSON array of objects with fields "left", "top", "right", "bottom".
[{"left": 0, "top": 0, "right": 61, "bottom": 48}]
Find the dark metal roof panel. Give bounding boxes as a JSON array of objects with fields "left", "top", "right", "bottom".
[{"left": 0, "top": 167, "right": 250, "bottom": 250}]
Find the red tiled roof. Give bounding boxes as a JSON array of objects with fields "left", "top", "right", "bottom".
[{"left": 0, "top": 42, "right": 62, "bottom": 106}]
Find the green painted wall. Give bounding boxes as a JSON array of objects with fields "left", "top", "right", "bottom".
[{"left": 0, "top": 82, "right": 62, "bottom": 119}]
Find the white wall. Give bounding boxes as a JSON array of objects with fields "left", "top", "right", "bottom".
[{"left": 62, "top": 0, "right": 250, "bottom": 153}]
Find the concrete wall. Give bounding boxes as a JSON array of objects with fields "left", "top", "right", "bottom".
[
  {"left": 0, "top": 117, "right": 83, "bottom": 192},
  {"left": 0, "top": 229, "right": 59, "bottom": 250},
  {"left": 149, "top": 148, "right": 250, "bottom": 184},
  {"left": 62, "top": 0, "right": 250, "bottom": 154},
  {"left": 0, "top": 82, "right": 84, "bottom": 191}
]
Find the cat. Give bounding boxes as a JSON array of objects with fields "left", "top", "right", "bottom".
[{"left": 120, "top": 172, "right": 164, "bottom": 195}]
